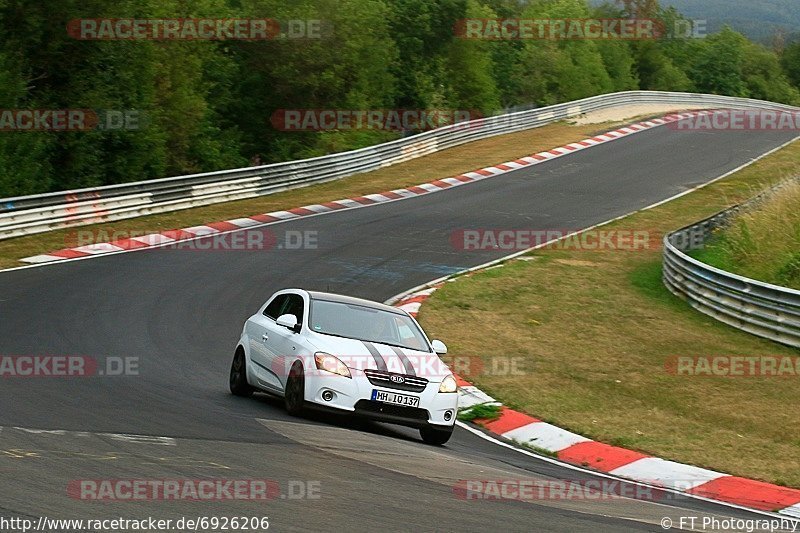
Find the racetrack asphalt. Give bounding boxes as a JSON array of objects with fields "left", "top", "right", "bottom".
[{"left": 0, "top": 118, "right": 797, "bottom": 531}]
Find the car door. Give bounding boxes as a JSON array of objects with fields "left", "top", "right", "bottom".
[
  {"left": 247, "top": 293, "right": 288, "bottom": 391},
  {"left": 264, "top": 293, "right": 306, "bottom": 390}
]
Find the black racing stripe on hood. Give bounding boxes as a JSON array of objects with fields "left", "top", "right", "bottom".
[
  {"left": 388, "top": 345, "right": 416, "bottom": 377},
  {"left": 361, "top": 341, "right": 387, "bottom": 371}
]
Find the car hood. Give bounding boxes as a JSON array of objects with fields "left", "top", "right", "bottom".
[{"left": 306, "top": 333, "right": 451, "bottom": 382}]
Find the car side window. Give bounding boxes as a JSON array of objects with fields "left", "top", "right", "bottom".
[
  {"left": 281, "top": 294, "right": 305, "bottom": 325},
  {"left": 264, "top": 295, "right": 288, "bottom": 320}
]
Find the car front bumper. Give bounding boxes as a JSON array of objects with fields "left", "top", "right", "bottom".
[{"left": 303, "top": 372, "right": 458, "bottom": 429}]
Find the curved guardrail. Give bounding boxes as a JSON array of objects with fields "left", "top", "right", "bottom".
[
  {"left": 663, "top": 200, "right": 800, "bottom": 349},
  {"left": 2, "top": 90, "right": 798, "bottom": 240}
]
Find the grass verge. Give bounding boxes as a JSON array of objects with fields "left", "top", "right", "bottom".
[
  {"left": 0, "top": 114, "right": 664, "bottom": 270},
  {"left": 692, "top": 180, "right": 800, "bottom": 290},
  {"left": 458, "top": 402, "right": 502, "bottom": 422},
  {"left": 418, "top": 139, "right": 800, "bottom": 487}
]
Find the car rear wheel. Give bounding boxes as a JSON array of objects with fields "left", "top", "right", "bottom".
[
  {"left": 229, "top": 348, "right": 253, "bottom": 397},
  {"left": 285, "top": 361, "right": 306, "bottom": 416},
  {"left": 420, "top": 424, "right": 453, "bottom": 445}
]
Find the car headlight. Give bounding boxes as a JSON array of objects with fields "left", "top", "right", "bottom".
[
  {"left": 314, "top": 352, "right": 351, "bottom": 378},
  {"left": 439, "top": 374, "right": 458, "bottom": 393}
]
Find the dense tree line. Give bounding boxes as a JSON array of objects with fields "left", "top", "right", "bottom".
[{"left": 0, "top": 0, "right": 799, "bottom": 198}]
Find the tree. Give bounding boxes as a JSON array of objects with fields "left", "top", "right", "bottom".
[
  {"left": 689, "top": 27, "right": 748, "bottom": 96},
  {"left": 0, "top": 0, "right": 797, "bottom": 199},
  {"left": 596, "top": 40, "right": 639, "bottom": 91},
  {"left": 443, "top": 0, "right": 500, "bottom": 113},
  {"left": 386, "top": 0, "right": 464, "bottom": 109},
  {"left": 781, "top": 42, "right": 800, "bottom": 89},
  {"left": 0, "top": 49, "right": 54, "bottom": 196},
  {"left": 635, "top": 42, "right": 692, "bottom": 91},
  {"left": 741, "top": 41, "right": 800, "bottom": 104},
  {"left": 615, "top": 0, "right": 659, "bottom": 18}
]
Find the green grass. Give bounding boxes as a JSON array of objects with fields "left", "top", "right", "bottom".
[
  {"left": 458, "top": 402, "right": 502, "bottom": 422},
  {"left": 692, "top": 181, "right": 800, "bottom": 289},
  {"left": 419, "top": 139, "right": 800, "bottom": 487}
]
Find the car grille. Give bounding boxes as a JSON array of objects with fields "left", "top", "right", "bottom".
[
  {"left": 354, "top": 400, "right": 430, "bottom": 421},
  {"left": 363, "top": 369, "right": 428, "bottom": 392}
]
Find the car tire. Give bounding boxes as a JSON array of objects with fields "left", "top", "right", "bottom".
[
  {"left": 229, "top": 348, "right": 254, "bottom": 397},
  {"left": 285, "top": 360, "right": 306, "bottom": 416},
  {"left": 419, "top": 424, "right": 454, "bottom": 445}
]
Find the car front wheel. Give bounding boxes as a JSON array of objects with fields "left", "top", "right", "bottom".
[
  {"left": 420, "top": 424, "right": 453, "bottom": 445},
  {"left": 285, "top": 360, "right": 306, "bottom": 416},
  {"left": 229, "top": 348, "right": 254, "bottom": 397}
]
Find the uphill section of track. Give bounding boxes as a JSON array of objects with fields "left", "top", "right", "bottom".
[{"left": 0, "top": 119, "right": 796, "bottom": 530}]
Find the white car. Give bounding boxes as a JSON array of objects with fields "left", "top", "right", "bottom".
[{"left": 230, "top": 289, "right": 459, "bottom": 445}]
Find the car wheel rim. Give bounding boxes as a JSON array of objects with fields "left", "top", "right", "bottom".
[
  {"left": 231, "top": 354, "right": 242, "bottom": 385},
  {"left": 288, "top": 368, "right": 303, "bottom": 407}
]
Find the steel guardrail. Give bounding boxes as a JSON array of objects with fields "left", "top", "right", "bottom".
[
  {"left": 1, "top": 90, "right": 798, "bottom": 239},
  {"left": 663, "top": 185, "right": 800, "bottom": 348}
]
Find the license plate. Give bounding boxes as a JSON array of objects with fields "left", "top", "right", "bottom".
[{"left": 371, "top": 389, "right": 420, "bottom": 408}]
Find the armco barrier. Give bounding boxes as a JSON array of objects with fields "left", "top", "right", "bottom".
[
  {"left": 1, "top": 91, "right": 798, "bottom": 240},
  {"left": 663, "top": 189, "right": 800, "bottom": 348}
]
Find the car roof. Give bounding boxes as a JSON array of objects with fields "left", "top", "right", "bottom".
[{"left": 306, "top": 290, "right": 405, "bottom": 315}]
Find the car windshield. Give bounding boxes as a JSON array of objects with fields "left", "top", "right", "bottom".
[{"left": 309, "top": 299, "right": 430, "bottom": 351}]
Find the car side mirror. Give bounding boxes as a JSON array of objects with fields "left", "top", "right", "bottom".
[
  {"left": 431, "top": 340, "right": 447, "bottom": 355},
  {"left": 276, "top": 314, "right": 301, "bottom": 333}
]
